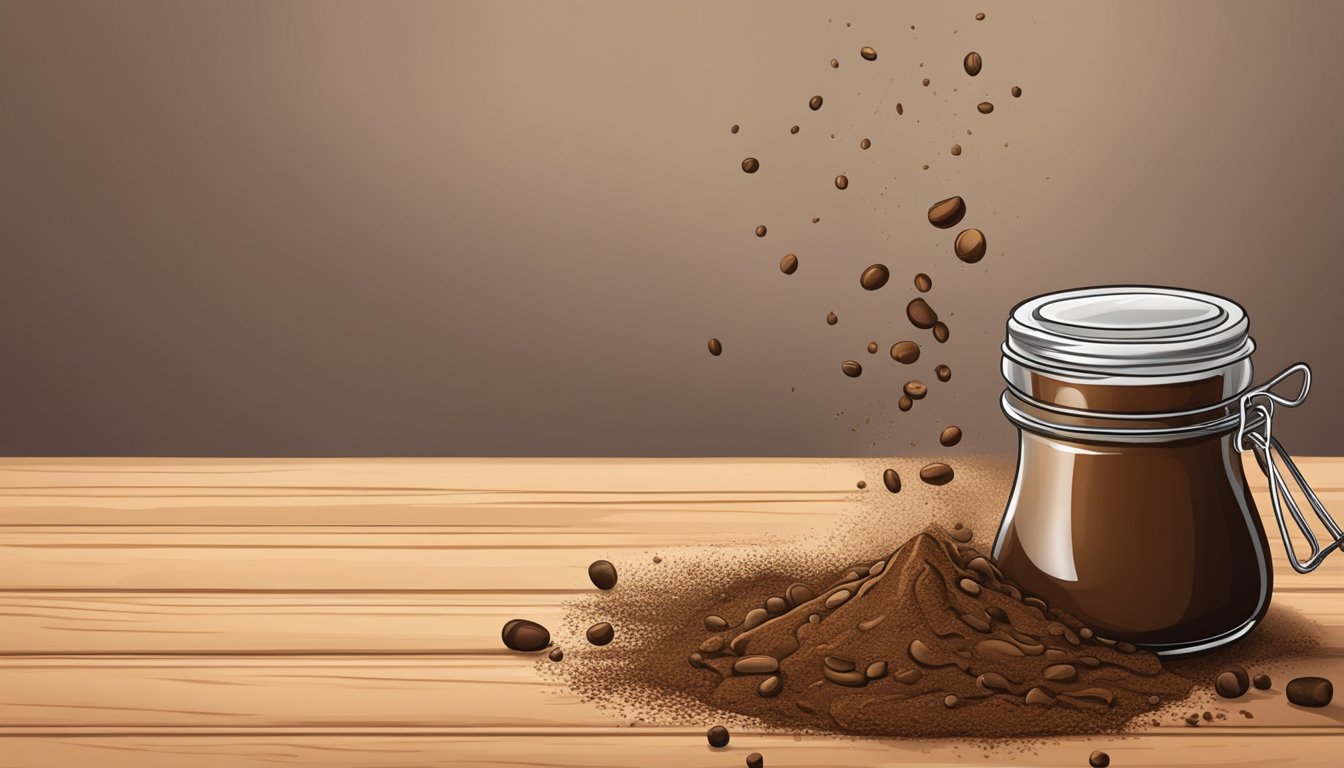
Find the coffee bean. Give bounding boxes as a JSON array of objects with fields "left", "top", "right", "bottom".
[
  {"left": 867, "top": 341, "right": 878, "bottom": 354},
  {"left": 708, "top": 338, "right": 723, "bottom": 356},
  {"left": 920, "top": 463, "right": 955, "bottom": 486},
  {"left": 976, "top": 672, "right": 1010, "bottom": 690},
  {"left": 1079, "top": 627, "right": 1094, "bottom": 640},
  {"left": 932, "top": 322, "right": 950, "bottom": 343},
  {"left": 699, "top": 636, "right": 725, "bottom": 654},
  {"left": 1147, "top": 695, "right": 1161, "bottom": 705},
  {"left": 688, "top": 652, "right": 705, "bottom": 668},
  {"left": 835, "top": 174, "right": 849, "bottom": 190},
  {"left": 940, "top": 426, "right": 963, "bottom": 446},
  {"left": 1216, "top": 671, "right": 1248, "bottom": 699},
  {"left": 588, "top": 560, "right": 618, "bottom": 590},
  {"left": 914, "top": 273, "right": 932, "bottom": 292},
  {"left": 755, "top": 225, "right": 767, "bottom": 237},
  {"left": 928, "top": 196, "right": 967, "bottom": 228},
  {"left": 824, "top": 655, "right": 856, "bottom": 672},
  {"left": 955, "top": 228, "right": 987, "bottom": 263},
  {"left": 809, "top": 95, "right": 823, "bottom": 110},
  {"left": 950, "top": 524, "right": 973, "bottom": 543},
  {"left": 824, "top": 666, "right": 868, "bottom": 687},
  {"left": 898, "top": 396, "right": 913, "bottom": 412},
  {"left": 747, "top": 752, "right": 765, "bottom": 768},
  {"left": 896, "top": 102, "right": 904, "bottom": 115},
  {"left": 890, "top": 340, "right": 921, "bottom": 363},
  {"left": 964, "top": 52, "right": 982, "bottom": 76},
  {"left": 958, "top": 578, "right": 981, "bottom": 596},
  {"left": 936, "top": 364, "right": 952, "bottom": 381},
  {"left": 856, "top": 480, "right": 866, "bottom": 489},
  {"left": 548, "top": 646, "right": 564, "bottom": 662},
  {"left": 704, "top": 614, "right": 728, "bottom": 631},
  {"left": 1089, "top": 751, "right": 1110, "bottom": 768},
  {"left": 1011, "top": 85, "right": 1022, "bottom": 97},
  {"left": 742, "top": 157, "right": 760, "bottom": 173},
  {"left": 960, "top": 612, "right": 991, "bottom": 632},
  {"left": 731, "top": 125, "right": 740, "bottom": 134},
  {"left": 860, "top": 138, "right": 871, "bottom": 150},
  {"left": 780, "top": 253, "right": 798, "bottom": 274},
  {"left": 944, "top": 694, "right": 959, "bottom": 708},
  {"left": 501, "top": 619, "right": 551, "bottom": 652},
  {"left": 907, "top": 298, "right": 938, "bottom": 328},
  {"left": 830, "top": 58, "right": 839, "bottom": 68},
  {"left": 811, "top": 216, "right": 819, "bottom": 222},
  {"left": 1253, "top": 673, "right": 1272, "bottom": 690},
  {"left": 1024, "top": 596, "right": 1048, "bottom": 611},
  {"left": 757, "top": 676, "right": 781, "bottom": 698},
  {"left": 765, "top": 596, "right": 788, "bottom": 615},
  {"left": 742, "top": 607, "right": 770, "bottom": 630},
  {"left": 1061, "top": 688, "right": 1116, "bottom": 708},
  {"left": 1024, "top": 687, "right": 1055, "bottom": 706},
  {"left": 986, "top": 606, "right": 1009, "bottom": 622},
  {"left": 977, "top": 102, "right": 994, "bottom": 114},
  {"left": 860, "top": 264, "right": 890, "bottom": 290},
  {"left": 896, "top": 667, "right": 923, "bottom": 683},
  {"left": 824, "top": 589, "right": 852, "bottom": 609},
  {"left": 841, "top": 360, "right": 863, "bottom": 378},
  {"left": 976, "top": 12, "right": 986, "bottom": 20},
  {"left": 585, "top": 622, "right": 614, "bottom": 646},
  {"left": 707, "top": 725, "right": 730, "bottom": 748},
  {"left": 903, "top": 381, "right": 928, "bottom": 399},
  {"left": 1286, "top": 676, "right": 1333, "bottom": 707},
  {"left": 826, "top": 311, "right": 838, "bottom": 325},
  {"left": 1044, "top": 664, "right": 1078, "bottom": 683},
  {"left": 791, "top": 125, "right": 800, "bottom": 134},
  {"left": 786, "top": 583, "right": 816, "bottom": 606},
  {"left": 866, "top": 661, "right": 888, "bottom": 679},
  {"left": 860, "top": 46, "right": 877, "bottom": 61},
  {"left": 883, "top": 468, "right": 901, "bottom": 493},
  {"left": 923, "top": 78, "right": 931, "bottom": 86},
  {"left": 734, "top": 655, "right": 780, "bottom": 675},
  {"left": 950, "top": 144, "right": 962, "bottom": 156}
]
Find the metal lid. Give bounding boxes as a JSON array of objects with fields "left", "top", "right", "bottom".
[{"left": 1004, "top": 286, "right": 1255, "bottom": 380}]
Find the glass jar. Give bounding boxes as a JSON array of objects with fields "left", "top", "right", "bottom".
[{"left": 992, "top": 286, "right": 1339, "bottom": 655}]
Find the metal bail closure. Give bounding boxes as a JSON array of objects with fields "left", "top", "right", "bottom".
[{"left": 1236, "top": 363, "right": 1344, "bottom": 573}]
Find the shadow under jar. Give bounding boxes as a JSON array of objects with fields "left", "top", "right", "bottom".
[{"left": 992, "top": 286, "right": 1337, "bottom": 656}]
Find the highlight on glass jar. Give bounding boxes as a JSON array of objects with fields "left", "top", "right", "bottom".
[{"left": 991, "top": 285, "right": 1342, "bottom": 656}]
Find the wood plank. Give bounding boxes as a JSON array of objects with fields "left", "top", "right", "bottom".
[
  {"left": 2, "top": 730, "right": 1343, "bottom": 768},
  {"left": 0, "top": 654, "right": 1341, "bottom": 730},
  {"left": 2, "top": 589, "right": 1343, "bottom": 657}
]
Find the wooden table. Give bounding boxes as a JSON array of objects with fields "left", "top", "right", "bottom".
[{"left": 1, "top": 457, "right": 1341, "bottom": 767}]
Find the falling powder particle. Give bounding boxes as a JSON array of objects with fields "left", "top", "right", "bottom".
[
  {"left": 731, "top": 124, "right": 739, "bottom": 134},
  {"left": 826, "top": 311, "right": 838, "bottom": 326},
  {"left": 923, "top": 78, "right": 931, "bottom": 86}
]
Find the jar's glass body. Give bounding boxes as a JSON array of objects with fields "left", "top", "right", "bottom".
[{"left": 993, "top": 427, "right": 1273, "bottom": 655}]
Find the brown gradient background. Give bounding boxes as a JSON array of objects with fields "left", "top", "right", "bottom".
[{"left": 1, "top": 0, "right": 1341, "bottom": 457}]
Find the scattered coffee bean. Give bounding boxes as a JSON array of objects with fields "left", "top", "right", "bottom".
[
  {"left": 742, "top": 607, "right": 770, "bottom": 630},
  {"left": 903, "top": 381, "right": 928, "bottom": 400},
  {"left": 707, "top": 725, "right": 730, "bottom": 748},
  {"left": 809, "top": 95, "right": 823, "bottom": 110},
  {"left": 501, "top": 619, "right": 551, "bottom": 652},
  {"left": 830, "top": 58, "right": 839, "bottom": 68},
  {"left": 860, "top": 137, "right": 871, "bottom": 150},
  {"left": 896, "top": 102, "right": 904, "bottom": 115},
  {"left": 975, "top": 12, "right": 986, "bottom": 20},
  {"left": 954, "top": 228, "right": 987, "bottom": 263},
  {"left": 1253, "top": 673, "right": 1272, "bottom": 690},
  {"left": 747, "top": 752, "right": 764, "bottom": 768},
  {"left": 731, "top": 124, "right": 739, "bottom": 134},
  {"left": 757, "top": 676, "right": 782, "bottom": 698},
  {"left": 1089, "top": 751, "right": 1110, "bottom": 768},
  {"left": 708, "top": 338, "right": 723, "bottom": 356},
  {"left": 1079, "top": 627, "right": 1094, "bottom": 640},
  {"left": 1012, "top": 85, "right": 1022, "bottom": 97},
  {"left": 652, "top": 555, "right": 662, "bottom": 563},
  {"left": 824, "top": 655, "right": 856, "bottom": 672},
  {"left": 933, "top": 322, "right": 950, "bottom": 343},
  {"left": 867, "top": 341, "right": 879, "bottom": 354},
  {"left": 734, "top": 655, "right": 781, "bottom": 675},
  {"left": 1202, "top": 711, "right": 1213, "bottom": 721},
  {"left": 1286, "top": 676, "right": 1333, "bottom": 707},
  {"left": 964, "top": 52, "right": 982, "bottom": 76},
  {"left": 898, "top": 396, "right": 913, "bottom": 411},
  {"left": 588, "top": 560, "right": 618, "bottom": 590},
  {"left": 704, "top": 614, "right": 728, "bottom": 631},
  {"left": 866, "top": 661, "right": 888, "bottom": 679},
  {"left": 765, "top": 596, "right": 788, "bottom": 615},
  {"left": 934, "top": 365, "right": 953, "bottom": 383},
  {"left": 1025, "top": 687, "right": 1055, "bottom": 706},
  {"left": 977, "top": 101, "right": 994, "bottom": 114},
  {"left": 944, "top": 694, "right": 959, "bottom": 708},
  {"left": 824, "top": 666, "right": 868, "bottom": 687},
  {"left": 688, "top": 652, "right": 705, "bottom": 668},
  {"left": 896, "top": 667, "right": 923, "bottom": 684},
  {"left": 842, "top": 360, "right": 863, "bottom": 378},
  {"left": 891, "top": 340, "right": 921, "bottom": 363},
  {"left": 961, "top": 612, "right": 991, "bottom": 632},
  {"left": 856, "top": 480, "right": 867, "bottom": 489},
  {"left": 859, "top": 264, "right": 890, "bottom": 291},
  {"left": 883, "top": 468, "right": 901, "bottom": 493},
  {"left": 928, "top": 196, "right": 967, "bottom": 228},
  {"left": 780, "top": 253, "right": 798, "bottom": 274},
  {"left": 742, "top": 157, "right": 760, "bottom": 173},
  {"left": 950, "top": 144, "right": 962, "bottom": 156},
  {"left": 835, "top": 174, "right": 849, "bottom": 190},
  {"left": 827, "top": 311, "right": 839, "bottom": 325},
  {"left": 921, "top": 463, "right": 955, "bottom": 486},
  {"left": 1044, "top": 664, "right": 1078, "bottom": 683},
  {"left": 755, "top": 225, "right": 767, "bottom": 237},
  {"left": 548, "top": 646, "right": 564, "bottom": 662},
  {"left": 923, "top": 78, "right": 931, "bottom": 86},
  {"left": 940, "top": 426, "right": 963, "bottom": 446},
  {"left": 825, "top": 589, "right": 852, "bottom": 609},
  {"left": 786, "top": 583, "right": 816, "bottom": 606},
  {"left": 914, "top": 273, "right": 932, "bottom": 292},
  {"left": 907, "top": 298, "right": 938, "bottom": 328},
  {"left": 860, "top": 46, "right": 877, "bottom": 61},
  {"left": 958, "top": 577, "right": 981, "bottom": 596},
  {"left": 791, "top": 125, "right": 800, "bottom": 134},
  {"left": 1214, "top": 671, "right": 1248, "bottom": 699},
  {"left": 586, "top": 622, "right": 614, "bottom": 646}
]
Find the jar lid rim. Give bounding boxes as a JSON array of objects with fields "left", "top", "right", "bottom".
[{"left": 1005, "top": 285, "right": 1254, "bottom": 378}]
